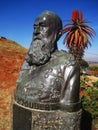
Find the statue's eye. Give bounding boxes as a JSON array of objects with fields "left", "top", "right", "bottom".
[
  {"left": 39, "top": 23, "right": 45, "bottom": 27},
  {"left": 34, "top": 24, "right": 37, "bottom": 29}
]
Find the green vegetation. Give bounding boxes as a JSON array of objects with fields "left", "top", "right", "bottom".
[
  {"left": 81, "top": 76, "right": 98, "bottom": 119},
  {"left": 89, "top": 66, "right": 98, "bottom": 70},
  {"left": 92, "top": 80, "right": 98, "bottom": 88},
  {"left": 81, "top": 88, "right": 98, "bottom": 119}
]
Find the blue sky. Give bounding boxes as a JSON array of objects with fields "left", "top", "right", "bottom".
[{"left": 0, "top": 0, "right": 98, "bottom": 61}]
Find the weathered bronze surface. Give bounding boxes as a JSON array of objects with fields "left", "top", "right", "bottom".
[
  {"left": 14, "top": 10, "right": 81, "bottom": 112},
  {"left": 13, "top": 101, "right": 82, "bottom": 130},
  {"left": 12, "top": 10, "right": 82, "bottom": 130}
]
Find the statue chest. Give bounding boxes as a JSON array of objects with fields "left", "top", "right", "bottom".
[{"left": 16, "top": 61, "right": 65, "bottom": 103}]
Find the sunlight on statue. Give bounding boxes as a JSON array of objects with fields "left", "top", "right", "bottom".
[{"left": 14, "top": 10, "right": 81, "bottom": 112}]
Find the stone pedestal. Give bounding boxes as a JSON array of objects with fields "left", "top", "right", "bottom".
[{"left": 12, "top": 101, "right": 82, "bottom": 130}]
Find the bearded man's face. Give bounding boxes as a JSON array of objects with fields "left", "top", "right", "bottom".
[{"left": 26, "top": 14, "right": 57, "bottom": 66}]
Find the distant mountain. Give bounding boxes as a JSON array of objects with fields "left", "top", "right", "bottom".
[
  {"left": 84, "top": 55, "right": 98, "bottom": 63},
  {"left": 0, "top": 37, "right": 27, "bottom": 92}
]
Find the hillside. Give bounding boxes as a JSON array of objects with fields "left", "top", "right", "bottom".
[
  {"left": 0, "top": 37, "right": 27, "bottom": 130},
  {"left": 0, "top": 37, "right": 27, "bottom": 90}
]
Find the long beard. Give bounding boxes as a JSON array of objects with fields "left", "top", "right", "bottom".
[{"left": 26, "top": 39, "right": 51, "bottom": 66}]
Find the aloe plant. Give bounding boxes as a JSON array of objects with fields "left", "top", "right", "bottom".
[{"left": 62, "top": 10, "right": 95, "bottom": 67}]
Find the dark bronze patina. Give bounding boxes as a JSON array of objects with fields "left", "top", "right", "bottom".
[{"left": 14, "top": 10, "right": 81, "bottom": 112}]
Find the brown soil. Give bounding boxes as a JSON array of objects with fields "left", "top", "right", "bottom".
[{"left": 0, "top": 38, "right": 27, "bottom": 130}]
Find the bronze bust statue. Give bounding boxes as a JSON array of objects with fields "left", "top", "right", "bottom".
[{"left": 14, "top": 10, "right": 81, "bottom": 112}]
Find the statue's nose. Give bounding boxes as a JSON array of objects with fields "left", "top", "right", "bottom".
[
  {"left": 28, "top": 50, "right": 33, "bottom": 56},
  {"left": 34, "top": 26, "right": 40, "bottom": 35}
]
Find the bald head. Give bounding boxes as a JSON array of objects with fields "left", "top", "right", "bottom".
[{"left": 35, "top": 10, "right": 62, "bottom": 37}]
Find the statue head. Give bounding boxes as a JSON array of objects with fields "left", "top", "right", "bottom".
[{"left": 26, "top": 10, "right": 62, "bottom": 65}]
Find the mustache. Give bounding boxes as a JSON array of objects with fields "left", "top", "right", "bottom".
[
  {"left": 33, "top": 35, "right": 49, "bottom": 49},
  {"left": 33, "top": 34, "right": 43, "bottom": 41}
]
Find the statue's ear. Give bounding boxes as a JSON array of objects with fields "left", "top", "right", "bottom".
[{"left": 57, "top": 30, "right": 62, "bottom": 40}]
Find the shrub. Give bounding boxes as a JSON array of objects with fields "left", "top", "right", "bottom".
[
  {"left": 80, "top": 76, "right": 98, "bottom": 119},
  {"left": 92, "top": 80, "right": 98, "bottom": 88},
  {"left": 88, "top": 66, "right": 98, "bottom": 71},
  {"left": 81, "top": 87, "right": 98, "bottom": 119}
]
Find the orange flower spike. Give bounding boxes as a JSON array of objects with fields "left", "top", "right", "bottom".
[
  {"left": 79, "top": 11, "right": 83, "bottom": 22},
  {"left": 72, "top": 10, "right": 79, "bottom": 22}
]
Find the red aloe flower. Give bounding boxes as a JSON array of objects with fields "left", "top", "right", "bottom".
[{"left": 72, "top": 10, "right": 79, "bottom": 22}]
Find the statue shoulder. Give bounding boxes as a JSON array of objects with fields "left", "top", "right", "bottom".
[{"left": 54, "top": 50, "right": 76, "bottom": 65}]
